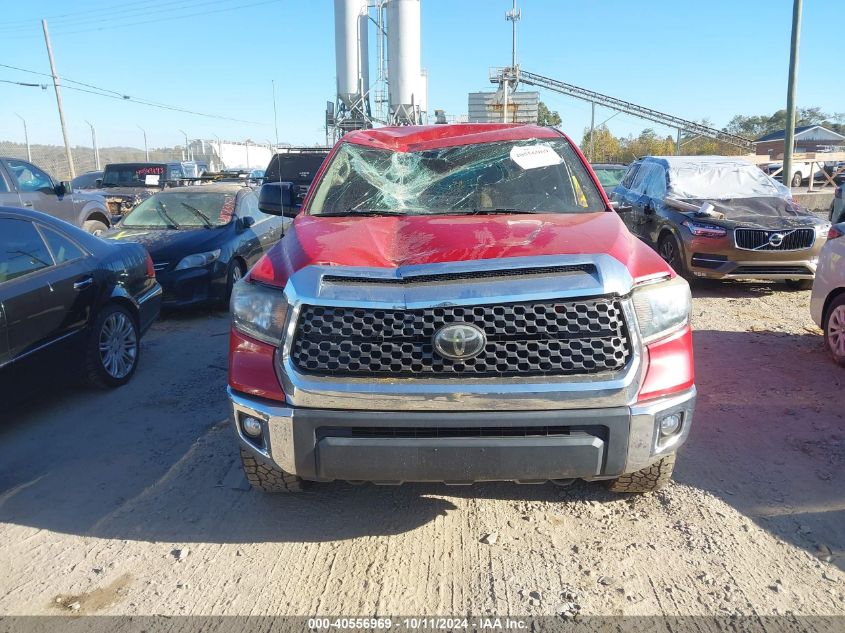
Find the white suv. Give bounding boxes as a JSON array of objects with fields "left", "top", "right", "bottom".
[{"left": 811, "top": 222, "right": 845, "bottom": 364}]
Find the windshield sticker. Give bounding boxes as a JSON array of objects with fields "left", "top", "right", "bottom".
[
  {"left": 510, "top": 144, "right": 562, "bottom": 170},
  {"left": 145, "top": 175, "right": 160, "bottom": 186}
]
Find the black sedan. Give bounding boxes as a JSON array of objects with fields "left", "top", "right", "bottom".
[
  {"left": 0, "top": 207, "right": 162, "bottom": 392},
  {"left": 105, "top": 184, "right": 287, "bottom": 308}
]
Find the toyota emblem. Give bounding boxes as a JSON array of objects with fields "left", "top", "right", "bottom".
[{"left": 433, "top": 323, "right": 486, "bottom": 360}]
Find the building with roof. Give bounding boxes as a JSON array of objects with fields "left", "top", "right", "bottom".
[{"left": 755, "top": 125, "right": 845, "bottom": 157}]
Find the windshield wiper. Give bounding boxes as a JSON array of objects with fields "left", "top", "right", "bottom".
[
  {"left": 318, "top": 209, "right": 410, "bottom": 217},
  {"left": 466, "top": 208, "right": 539, "bottom": 215},
  {"left": 156, "top": 201, "right": 182, "bottom": 229},
  {"left": 179, "top": 201, "right": 213, "bottom": 228}
]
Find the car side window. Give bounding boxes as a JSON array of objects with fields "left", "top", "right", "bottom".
[
  {"left": 629, "top": 163, "right": 653, "bottom": 194},
  {"left": 644, "top": 165, "right": 667, "bottom": 199},
  {"left": 39, "top": 225, "right": 86, "bottom": 265},
  {"left": 621, "top": 163, "right": 640, "bottom": 189},
  {"left": 238, "top": 192, "right": 266, "bottom": 222},
  {"left": 5, "top": 159, "right": 54, "bottom": 194},
  {"left": 0, "top": 219, "right": 54, "bottom": 283}
]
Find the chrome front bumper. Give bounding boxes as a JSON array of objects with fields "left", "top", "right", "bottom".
[{"left": 228, "top": 386, "right": 696, "bottom": 483}]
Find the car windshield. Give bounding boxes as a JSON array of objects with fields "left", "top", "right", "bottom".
[
  {"left": 121, "top": 192, "right": 236, "bottom": 229},
  {"left": 101, "top": 164, "right": 181, "bottom": 187},
  {"left": 593, "top": 166, "right": 626, "bottom": 188},
  {"left": 666, "top": 159, "right": 791, "bottom": 200},
  {"left": 307, "top": 138, "right": 605, "bottom": 216}
]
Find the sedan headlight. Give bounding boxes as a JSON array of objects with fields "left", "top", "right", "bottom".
[
  {"left": 231, "top": 280, "right": 289, "bottom": 346},
  {"left": 632, "top": 276, "right": 691, "bottom": 344},
  {"left": 175, "top": 249, "right": 221, "bottom": 270},
  {"left": 683, "top": 220, "right": 727, "bottom": 238}
]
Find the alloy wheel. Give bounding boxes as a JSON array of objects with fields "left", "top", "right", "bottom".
[
  {"left": 98, "top": 312, "right": 137, "bottom": 379},
  {"left": 659, "top": 239, "right": 676, "bottom": 265},
  {"left": 231, "top": 265, "right": 243, "bottom": 283},
  {"left": 827, "top": 305, "right": 845, "bottom": 360}
]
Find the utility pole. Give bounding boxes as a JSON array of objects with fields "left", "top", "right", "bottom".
[
  {"left": 86, "top": 120, "right": 100, "bottom": 170},
  {"left": 15, "top": 113, "right": 31, "bottom": 162},
  {"left": 589, "top": 102, "right": 595, "bottom": 160},
  {"left": 42, "top": 19, "right": 75, "bottom": 178},
  {"left": 272, "top": 80, "right": 279, "bottom": 148},
  {"left": 677, "top": 128, "right": 682, "bottom": 156},
  {"left": 214, "top": 134, "right": 222, "bottom": 171},
  {"left": 504, "top": 0, "right": 521, "bottom": 124},
  {"left": 179, "top": 129, "right": 190, "bottom": 161},
  {"left": 783, "top": 0, "right": 803, "bottom": 190},
  {"left": 138, "top": 126, "right": 149, "bottom": 161},
  {"left": 245, "top": 140, "right": 250, "bottom": 168}
]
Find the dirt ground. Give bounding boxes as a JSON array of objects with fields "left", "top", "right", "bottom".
[{"left": 0, "top": 283, "right": 842, "bottom": 620}]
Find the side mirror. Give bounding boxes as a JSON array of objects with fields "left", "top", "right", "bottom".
[
  {"left": 259, "top": 182, "right": 297, "bottom": 217},
  {"left": 95, "top": 178, "right": 103, "bottom": 188},
  {"left": 240, "top": 216, "right": 256, "bottom": 230},
  {"left": 611, "top": 200, "right": 633, "bottom": 213}
]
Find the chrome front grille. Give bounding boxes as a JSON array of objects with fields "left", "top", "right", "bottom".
[
  {"left": 734, "top": 227, "right": 815, "bottom": 251},
  {"left": 290, "top": 298, "right": 631, "bottom": 378},
  {"left": 153, "top": 262, "right": 170, "bottom": 272}
]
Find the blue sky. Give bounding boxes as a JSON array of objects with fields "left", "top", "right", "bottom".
[{"left": 0, "top": 0, "right": 840, "bottom": 150}]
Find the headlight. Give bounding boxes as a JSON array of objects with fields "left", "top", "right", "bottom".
[
  {"left": 231, "top": 280, "right": 288, "bottom": 346},
  {"left": 682, "top": 220, "right": 727, "bottom": 238},
  {"left": 632, "top": 276, "right": 691, "bottom": 344},
  {"left": 175, "top": 249, "right": 221, "bottom": 270}
]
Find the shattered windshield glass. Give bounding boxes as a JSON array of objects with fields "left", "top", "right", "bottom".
[{"left": 307, "top": 138, "right": 605, "bottom": 215}]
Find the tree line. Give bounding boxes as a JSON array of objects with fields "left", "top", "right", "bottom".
[{"left": 536, "top": 102, "right": 844, "bottom": 163}]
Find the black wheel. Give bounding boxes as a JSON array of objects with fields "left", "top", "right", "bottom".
[
  {"left": 791, "top": 172, "right": 803, "bottom": 188},
  {"left": 607, "top": 454, "right": 676, "bottom": 493},
  {"left": 658, "top": 233, "right": 687, "bottom": 277},
  {"left": 785, "top": 279, "right": 813, "bottom": 291},
  {"left": 82, "top": 219, "right": 109, "bottom": 236},
  {"left": 240, "top": 449, "right": 305, "bottom": 493},
  {"left": 223, "top": 259, "right": 246, "bottom": 306},
  {"left": 824, "top": 294, "right": 845, "bottom": 367},
  {"left": 83, "top": 303, "right": 139, "bottom": 389}
]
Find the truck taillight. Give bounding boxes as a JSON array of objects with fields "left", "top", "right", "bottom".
[{"left": 145, "top": 253, "right": 155, "bottom": 278}]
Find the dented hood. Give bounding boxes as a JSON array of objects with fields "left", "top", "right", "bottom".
[{"left": 254, "top": 212, "right": 669, "bottom": 286}]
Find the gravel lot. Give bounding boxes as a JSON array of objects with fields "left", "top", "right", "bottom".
[{"left": 0, "top": 283, "right": 842, "bottom": 619}]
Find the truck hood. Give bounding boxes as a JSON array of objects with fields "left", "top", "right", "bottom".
[
  {"left": 253, "top": 212, "right": 670, "bottom": 287},
  {"left": 88, "top": 187, "right": 156, "bottom": 201}
]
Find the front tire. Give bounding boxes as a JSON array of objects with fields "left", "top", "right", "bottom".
[
  {"left": 83, "top": 304, "right": 139, "bottom": 388},
  {"left": 607, "top": 454, "right": 676, "bottom": 493},
  {"left": 791, "top": 172, "right": 803, "bottom": 188},
  {"left": 82, "top": 219, "right": 109, "bottom": 236},
  {"left": 824, "top": 295, "right": 845, "bottom": 367},
  {"left": 240, "top": 449, "right": 305, "bottom": 493},
  {"left": 658, "top": 233, "right": 688, "bottom": 278},
  {"left": 223, "top": 259, "right": 246, "bottom": 306}
]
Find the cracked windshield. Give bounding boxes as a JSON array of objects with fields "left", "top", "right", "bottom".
[{"left": 308, "top": 139, "right": 605, "bottom": 215}]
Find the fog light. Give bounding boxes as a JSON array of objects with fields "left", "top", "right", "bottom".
[
  {"left": 659, "top": 412, "right": 682, "bottom": 437},
  {"left": 242, "top": 416, "right": 263, "bottom": 438}
]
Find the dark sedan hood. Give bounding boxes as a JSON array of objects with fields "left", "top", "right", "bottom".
[{"left": 103, "top": 226, "right": 227, "bottom": 263}]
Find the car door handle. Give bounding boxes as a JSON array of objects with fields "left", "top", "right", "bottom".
[
  {"left": 73, "top": 276, "right": 94, "bottom": 290},
  {"left": 23, "top": 201, "right": 33, "bottom": 207}
]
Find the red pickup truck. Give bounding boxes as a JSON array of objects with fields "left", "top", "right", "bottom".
[{"left": 227, "top": 124, "right": 695, "bottom": 494}]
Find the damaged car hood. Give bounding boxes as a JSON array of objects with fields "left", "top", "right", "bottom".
[
  {"left": 680, "top": 196, "right": 825, "bottom": 230},
  {"left": 254, "top": 212, "right": 669, "bottom": 286}
]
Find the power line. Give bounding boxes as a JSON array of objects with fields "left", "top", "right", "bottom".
[
  {"left": 0, "top": 0, "right": 256, "bottom": 33},
  {"left": 0, "top": 62, "right": 262, "bottom": 125},
  {"left": 0, "top": 0, "right": 174, "bottom": 27},
  {"left": 0, "top": 78, "right": 48, "bottom": 89},
  {"left": 1, "top": 0, "right": 280, "bottom": 39}
]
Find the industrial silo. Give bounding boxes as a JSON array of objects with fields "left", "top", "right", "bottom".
[
  {"left": 334, "top": 0, "right": 370, "bottom": 113},
  {"left": 387, "top": 0, "right": 422, "bottom": 124}
]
